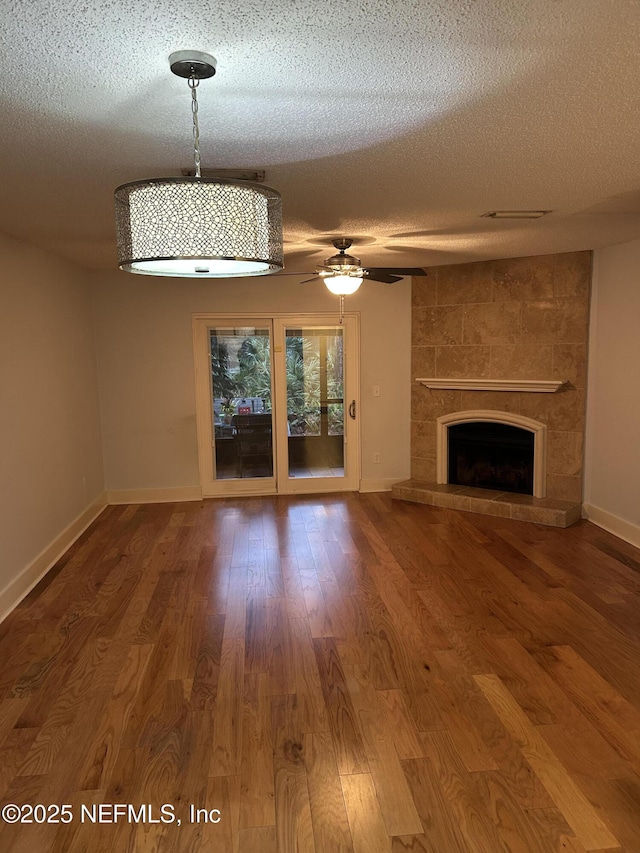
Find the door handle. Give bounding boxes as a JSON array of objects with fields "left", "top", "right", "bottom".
[{"left": 349, "top": 400, "right": 356, "bottom": 419}]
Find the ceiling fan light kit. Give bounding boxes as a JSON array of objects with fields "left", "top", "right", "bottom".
[
  {"left": 114, "top": 51, "right": 283, "bottom": 278},
  {"left": 319, "top": 239, "right": 365, "bottom": 294},
  {"left": 323, "top": 273, "right": 364, "bottom": 295}
]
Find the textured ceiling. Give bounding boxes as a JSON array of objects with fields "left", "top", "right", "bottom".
[{"left": 2, "top": 0, "right": 640, "bottom": 272}]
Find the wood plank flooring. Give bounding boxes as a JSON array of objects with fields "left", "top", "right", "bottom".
[{"left": 1, "top": 494, "right": 640, "bottom": 852}]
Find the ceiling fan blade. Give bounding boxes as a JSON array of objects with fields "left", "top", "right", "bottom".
[
  {"left": 299, "top": 276, "right": 321, "bottom": 284},
  {"left": 363, "top": 271, "right": 403, "bottom": 284},
  {"left": 366, "top": 267, "right": 428, "bottom": 276}
]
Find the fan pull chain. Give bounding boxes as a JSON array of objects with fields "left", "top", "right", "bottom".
[{"left": 339, "top": 294, "right": 344, "bottom": 324}]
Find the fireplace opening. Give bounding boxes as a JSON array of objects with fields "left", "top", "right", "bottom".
[{"left": 447, "top": 421, "right": 534, "bottom": 495}]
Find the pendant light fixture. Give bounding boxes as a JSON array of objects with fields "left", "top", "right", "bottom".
[{"left": 114, "top": 51, "right": 283, "bottom": 277}]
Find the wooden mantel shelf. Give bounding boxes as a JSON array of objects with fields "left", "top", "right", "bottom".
[{"left": 416, "top": 377, "right": 567, "bottom": 393}]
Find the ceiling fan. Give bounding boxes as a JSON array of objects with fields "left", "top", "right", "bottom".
[{"left": 285, "top": 238, "right": 428, "bottom": 294}]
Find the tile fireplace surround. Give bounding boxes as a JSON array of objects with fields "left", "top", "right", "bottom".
[{"left": 391, "top": 251, "right": 591, "bottom": 527}]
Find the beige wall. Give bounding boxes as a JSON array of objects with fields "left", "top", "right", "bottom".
[
  {"left": 584, "top": 239, "right": 640, "bottom": 540},
  {"left": 90, "top": 270, "right": 411, "bottom": 492},
  {"left": 0, "top": 232, "right": 104, "bottom": 597},
  {"left": 411, "top": 252, "right": 591, "bottom": 501}
]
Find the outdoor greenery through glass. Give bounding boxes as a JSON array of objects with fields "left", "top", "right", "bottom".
[{"left": 210, "top": 328, "right": 344, "bottom": 436}]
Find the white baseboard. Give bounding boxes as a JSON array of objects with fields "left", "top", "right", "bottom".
[
  {"left": 107, "top": 486, "right": 203, "bottom": 505},
  {"left": 359, "top": 477, "right": 404, "bottom": 493},
  {"left": 0, "top": 492, "right": 108, "bottom": 623},
  {"left": 582, "top": 503, "right": 640, "bottom": 549}
]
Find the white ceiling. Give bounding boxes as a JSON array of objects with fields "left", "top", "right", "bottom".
[{"left": 2, "top": 0, "right": 640, "bottom": 272}]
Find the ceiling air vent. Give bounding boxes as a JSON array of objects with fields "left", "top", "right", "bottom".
[{"left": 482, "top": 210, "right": 551, "bottom": 219}]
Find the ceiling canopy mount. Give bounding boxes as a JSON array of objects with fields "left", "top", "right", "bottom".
[{"left": 169, "top": 50, "right": 217, "bottom": 80}]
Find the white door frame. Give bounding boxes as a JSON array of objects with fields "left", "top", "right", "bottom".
[{"left": 193, "top": 312, "right": 360, "bottom": 497}]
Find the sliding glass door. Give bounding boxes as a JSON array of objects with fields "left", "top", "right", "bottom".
[{"left": 194, "top": 314, "right": 359, "bottom": 496}]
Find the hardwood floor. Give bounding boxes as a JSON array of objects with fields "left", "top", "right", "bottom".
[{"left": 1, "top": 494, "right": 640, "bottom": 852}]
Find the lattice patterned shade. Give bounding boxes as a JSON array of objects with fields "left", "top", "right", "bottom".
[{"left": 114, "top": 177, "right": 283, "bottom": 277}]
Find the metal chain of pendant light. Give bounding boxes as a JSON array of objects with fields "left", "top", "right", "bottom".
[{"left": 114, "top": 51, "right": 283, "bottom": 278}]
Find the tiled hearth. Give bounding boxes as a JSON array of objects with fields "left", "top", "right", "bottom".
[
  {"left": 392, "top": 481, "right": 581, "bottom": 527},
  {"left": 392, "top": 251, "right": 591, "bottom": 527}
]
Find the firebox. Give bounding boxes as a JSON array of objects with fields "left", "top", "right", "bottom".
[{"left": 447, "top": 421, "right": 534, "bottom": 495}]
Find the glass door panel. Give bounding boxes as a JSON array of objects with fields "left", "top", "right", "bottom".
[
  {"left": 285, "top": 327, "right": 345, "bottom": 478},
  {"left": 209, "top": 327, "right": 274, "bottom": 481}
]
